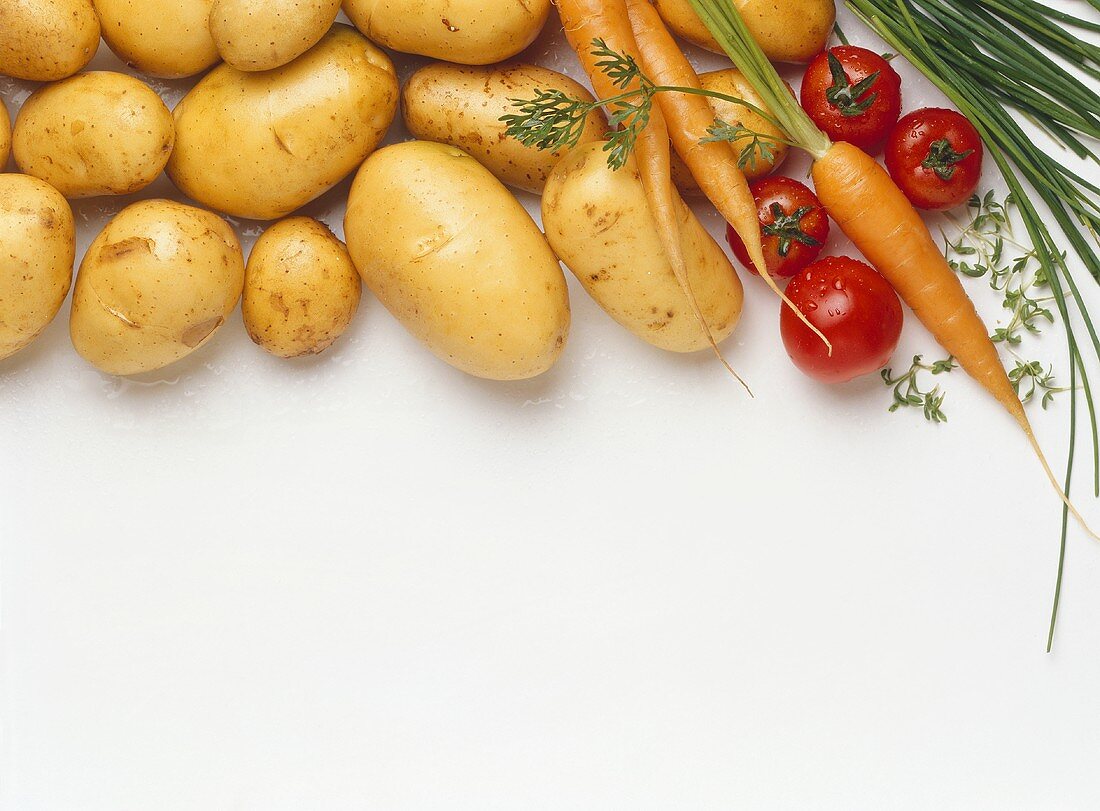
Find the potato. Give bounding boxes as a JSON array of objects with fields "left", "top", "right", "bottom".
[
  {"left": 210, "top": 0, "right": 341, "bottom": 72},
  {"left": 0, "top": 101, "right": 10, "bottom": 168},
  {"left": 168, "top": 25, "right": 398, "bottom": 221},
  {"left": 0, "top": 0, "right": 100, "bottom": 81},
  {"left": 243, "top": 217, "right": 361, "bottom": 358},
  {"left": 653, "top": 0, "right": 835, "bottom": 63},
  {"left": 0, "top": 174, "right": 75, "bottom": 361},
  {"left": 344, "top": 141, "right": 570, "bottom": 381},
  {"left": 13, "top": 72, "right": 175, "bottom": 199},
  {"left": 70, "top": 200, "right": 245, "bottom": 376},
  {"left": 543, "top": 142, "right": 743, "bottom": 353},
  {"left": 402, "top": 61, "right": 607, "bottom": 195},
  {"left": 93, "top": 0, "right": 219, "bottom": 79},
  {"left": 343, "top": 0, "right": 551, "bottom": 65},
  {"left": 671, "top": 69, "right": 790, "bottom": 195}
]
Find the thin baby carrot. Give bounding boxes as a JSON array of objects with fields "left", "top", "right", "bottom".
[
  {"left": 557, "top": 0, "right": 750, "bottom": 386},
  {"left": 624, "top": 0, "right": 830, "bottom": 350}
]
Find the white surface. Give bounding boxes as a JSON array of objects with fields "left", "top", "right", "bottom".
[{"left": 4, "top": 5, "right": 1100, "bottom": 809}]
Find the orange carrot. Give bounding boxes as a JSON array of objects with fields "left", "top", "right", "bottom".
[
  {"left": 624, "top": 0, "right": 829, "bottom": 350},
  {"left": 558, "top": 0, "right": 748, "bottom": 385},
  {"left": 812, "top": 143, "right": 1096, "bottom": 536}
]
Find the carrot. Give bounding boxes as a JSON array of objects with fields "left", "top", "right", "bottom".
[
  {"left": 558, "top": 0, "right": 749, "bottom": 386},
  {"left": 624, "top": 0, "right": 830, "bottom": 351},
  {"left": 689, "top": 0, "right": 1098, "bottom": 538},
  {"left": 813, "top": 143, "right": 1096, "bottom": 537}
]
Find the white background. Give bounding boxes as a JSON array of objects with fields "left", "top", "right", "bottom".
[{"left": 4, "top": 3, "right": 1100, "bottom": 809}]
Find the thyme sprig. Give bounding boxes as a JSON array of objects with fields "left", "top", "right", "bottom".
[
  {"left": 1010, "top": 361, "right": 1071, "bottom": 409},
  {"left": 881, "top": 355, "right": 957, "bottom": 422},
  {"left": 501, "top": 39, "right": 783, "bottom": 171},
  {"left": 944, "top": 193, "right": 1058, "bottom": 346}
]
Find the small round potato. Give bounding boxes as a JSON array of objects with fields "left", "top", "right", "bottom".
[
  {"left": 402, "top": 62, "right": 607, "bottom": 195},
  {"left": 169, "top": 25, "right": 398, "bottom": 221},
  {"left": 653, "top": 0, "right": 835, "bottom": 63},
  {"left": 70, "top": 200, "right": 245, "bottom": 376},
  {"left": 93, "top": 0, "right": 219, "bottom": 79},
  {"left": 0, "top": 0, "right": 100, "bottom": 81},
  {"left": 13, "top": 72, "right": 175, "bottom": 199},
  {"left": 0, "top": 175, "right": 76, "bottom": 361},
  {"left": 543, "top": 142, "right": 743, "bottom": 353},
  {"left": 344, "top": 141, "right": 570, "bottom": 381},
  {"left": 344, "top": 0, "right": 551, "bottom": 65},
  {"left": 243, "top": 217, "right": 361, "bottom": 358},
  {"left": 671, "top": 69, "right": 790, "bottom": 195},
  {"left": 0, "top": 102, "right": 10, "bottom": 168},
  {"left": 210, "top": 0, "right": 342, "bottom": 72}
]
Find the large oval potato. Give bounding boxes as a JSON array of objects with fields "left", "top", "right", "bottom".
[
  {"left": 402, "top": 61, "right": 607, "bottom": 195},
  {"left": 0, "top": 0, "right": 100, "bottom": 81},
  {"left": 93, "top": 0, "right": 219, "bottom": 79},
  {"left": 343, "top": 0, "right": 551, "bottom": 65},
  {"left": 671, "top": 69, "right": 790, "bottom": 195},
  {"left": 543, "top": 142, "right": 743, "bottom": 353},
  {"left": 243, "top": 217, "right": 361, "bottom": 358},
  {"left": 0, "top": 102, "right": 10, "bottom": 168},
  {"left": 168, "top": 25, "right": 398, "bottom": 221},
  {"left": 0, "top": 174, "right": 75, "bottom": 361},
  {"left": 345, "top": 141, "right": 570, "bottom": 381},
  {"left": 13, "top": 72, "right": 175, "bottom": 199},
  {"left": 653, "top": 0, "right": 835, "bottom": 63},
  {"left": 70, "top": 200, "right": 245, "bottom": 376},
  {"left": 210, "top": 0, "right": 342, "bottom": 72}
]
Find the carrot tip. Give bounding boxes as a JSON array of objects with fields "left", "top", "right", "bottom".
[{"left": 1026, "top": 422, "right": 1100, "bottom": 543}]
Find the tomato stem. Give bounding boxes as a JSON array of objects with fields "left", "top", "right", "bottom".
[{"left": 921, "top": 138, "right": 975, "bottom": 181}]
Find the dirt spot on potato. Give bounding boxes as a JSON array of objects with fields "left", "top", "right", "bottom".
[
  {"left": 102, "top": 237, "right": 154, "bottom": 261},
  {"left": 181, "top": 317, "right": 224, "bottom": 348}
]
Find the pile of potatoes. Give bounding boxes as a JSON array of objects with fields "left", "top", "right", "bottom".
[{"left": 0, "top": 0, "right": 834, "bottom": 379}]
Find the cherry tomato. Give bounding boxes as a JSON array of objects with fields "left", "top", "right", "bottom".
[
  {"left": 800, "top": 46, "right": 902, "bottom": 152},
  {"left": 781, "top": 256, "right": 903, "bottom": 384},
  {"left": 885, "top": 107, "right": 984, "bottom": 211},
  {"left": 727, "top": 176, "right": 830, "bottom": 279}
]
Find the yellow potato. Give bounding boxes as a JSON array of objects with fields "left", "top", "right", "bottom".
[
  {"left": 210, "top": 0, "right": 342, "bottom": 72},
  {"left": 168, "top": 25, "right": 398, "bottom": 221},
  {"left": 343, "top": 0, "right": 551, "bottom": 65},
  {"left": 0, "top": 0, "right": 100, "bottom": 81},
  {"left": 542, "top": 142, "right": 743, "bottom": 353},
  {"left": 0, "top": 174, "right": 75, "bottom": 361},
  {"left": 672, "top": 69, "right": 790, "bottom": 195},
  {"left": 344, "top": 141, "right": 570, "bottom": 381},
  {"left": 402, "top": 61, "right": 608, "bottom": 195},
  {"left": 13, "top": 72, "right": 175, "bottom": 199},
  {"left": 93, "top": 0, "right": 219, "bottom": 79},
  {"left": 70, "top": 199, "right": 245, "bottom": 376},
  {"left": 653, "top": 0, "right": 835, "bottom": 63},
  {"left": 243, "top": 217, "right": 361, "bottom": 358},
  {"left": 0, "top": 101, "right": 10, "bottom": 168}
]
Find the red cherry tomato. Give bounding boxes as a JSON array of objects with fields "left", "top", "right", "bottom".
[
  {"left": 885, "top": 107, "right": 984, "bottom": 211},
  {"left": 781, "top": 256, "right": 903, "bottom": 384},
  {"left": 800, "top": 46, "right": 902, "bottom": 152},
  {"left": 727, "top": 176, "right": 830, "bottom": 279}
]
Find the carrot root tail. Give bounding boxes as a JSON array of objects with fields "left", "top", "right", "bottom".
[
  {"left": 1022, "top": 417, "right": 1100, "bottom": 542},
  {"left": 756, "top": 267, "right": 834, "bottom": 356}
]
